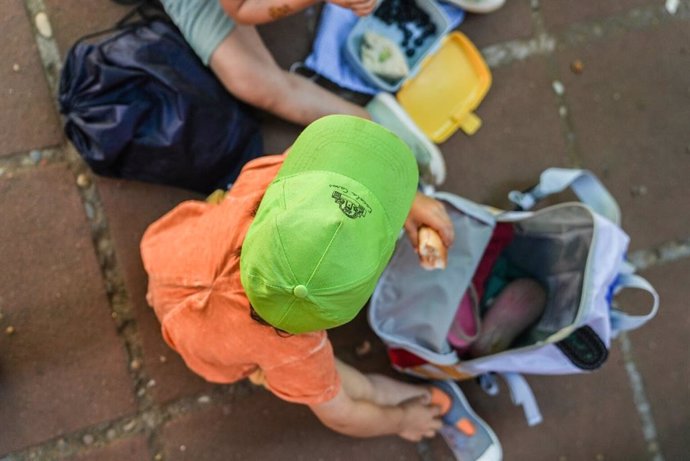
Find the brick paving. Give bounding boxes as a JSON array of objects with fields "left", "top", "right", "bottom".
[{"left": 1, "top": 0, "right": 688, "bottom": 460}]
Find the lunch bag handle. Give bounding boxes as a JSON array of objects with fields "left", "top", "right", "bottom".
[
  {"left": 609, "top": 273, "right": 660, "bottom": 337},
  {"left": 508, "top": 168, "right": 621, "bottom": 225},
  {"left": 478, "top": 372, "right": 543, "bottom": 426}
]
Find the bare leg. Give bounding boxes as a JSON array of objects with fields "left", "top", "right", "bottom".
[
  {"left": 209, "top": 25, "right": 370, "bottom": 126},
  {"left": 336, "top": 358, "right": 430, "bottom": 406}
]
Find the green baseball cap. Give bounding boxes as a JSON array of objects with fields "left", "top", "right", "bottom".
[{"left": 240, "top": 115, "right": 419, "bottom": 334}]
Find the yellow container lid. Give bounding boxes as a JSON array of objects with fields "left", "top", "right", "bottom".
[{"left": 396, "top": 31, "right": 491, "bottom": 143}]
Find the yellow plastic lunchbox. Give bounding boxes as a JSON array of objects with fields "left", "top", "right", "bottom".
[{"left": 396, "top": 31, "right": 491, "bottom": 143}]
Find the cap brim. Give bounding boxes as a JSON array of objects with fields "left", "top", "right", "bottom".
[{"left": 276, "top": 115, "right": 419, "bottom": 235}]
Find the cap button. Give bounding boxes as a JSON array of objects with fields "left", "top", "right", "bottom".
[{"left": 293, "top": 284, "right": 309, "bottom": 299}]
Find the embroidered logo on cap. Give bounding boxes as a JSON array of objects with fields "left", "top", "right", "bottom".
[{"left": 330, "top": 185, "right": 371, "bottom": 219}]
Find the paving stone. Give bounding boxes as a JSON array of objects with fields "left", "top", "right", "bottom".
[
  {"left": 0, "top": 0, "right": 62, "bottom": 157},
  {"left": 43, "top": 0, "right": 131, "bottom": 57},
  {"left": 329, "top": 306, "right": 398, "bottom": 378},
  {"left": 440, "top": 56, "right": 569, "bottom": 208},
  {"left": 458, "top": 0, "right": 535, "bottom": 48},
  {"left": 96, "top": 177, "right": 217, "bottom": 404},
  {"left": 2, "top": 0, "right": 689, "bottom": 460},
  {"left": 619, "top": 259, "right": 690, "bottom": 461},
  {"left": 159, "top": 388, "right": 421, "bottom": 461},
  {"left": 68, "top": 435, "right": 150, "bottom": 461},
  {"left": 541, "top": 0, "right": 656, "bottom": 32},
  {"left": 556, "top": 22, "right": 690, "bottom": 250},
  {"left": 0, "top": 166, "right": 136, "bottom": 455},
  {"left": 259, "top": 114, "right": 303, "bottom": 156}
]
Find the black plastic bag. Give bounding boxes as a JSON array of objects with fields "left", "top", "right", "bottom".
[{"left": 58, "top": 18, "right": 263, "bottom": 193}]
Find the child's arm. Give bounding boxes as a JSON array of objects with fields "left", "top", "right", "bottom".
[
  {"left": 219, "top": 0, "right": 376, "bottom": 25},
  {"left": 309, "top": 359, "right": 442, "bottom": 440}
]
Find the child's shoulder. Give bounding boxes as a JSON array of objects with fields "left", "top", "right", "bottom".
[{"left": 229, "top": 153, "right": 286, "bottom": 196}]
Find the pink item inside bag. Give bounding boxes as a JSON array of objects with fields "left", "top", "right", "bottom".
[{"left": 447, "top": 289, "right": 479, "bottom": 355}]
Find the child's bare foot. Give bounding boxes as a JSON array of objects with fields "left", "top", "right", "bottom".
[{"left": 469, "top": 278, "right": 546, "bottom": 358}]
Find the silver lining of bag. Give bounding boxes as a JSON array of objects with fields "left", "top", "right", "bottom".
[{"left": 369, "top": 200, "right": 594, "bottom": 357}]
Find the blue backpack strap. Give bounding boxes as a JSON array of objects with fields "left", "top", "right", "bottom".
[
  {"left": 508, "top": 168, "right": 621, "bottom": 225},
  {"left": 478, "top": 372, "right": 543, "bottom": 426},
  {"left": 500, "top": 372, "right": 543, "bottom": 426},
  {"left": 610, "top": 273, "right": 659, "bottom": 337}
]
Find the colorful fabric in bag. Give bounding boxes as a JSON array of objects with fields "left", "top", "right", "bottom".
[
  {"left": 446, "top": 289, "right": 479, "bottom": 355},
  {"left": 58, "top": 17, "right": 263, "bottom": 194}
]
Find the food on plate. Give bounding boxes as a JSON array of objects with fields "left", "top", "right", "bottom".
[
  {"left": 361, "top": 31, "right": 410, "bottom": 81},
  {"left": 373, "top": 0, "right": 437, "bottom": 57},
  {"left": 418, "top": 226, "right": 447, "bottom": 270}
]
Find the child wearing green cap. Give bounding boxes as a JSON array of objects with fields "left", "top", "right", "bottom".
[{"left": 142, "top": 115, "right": 460, "bottom": 442}]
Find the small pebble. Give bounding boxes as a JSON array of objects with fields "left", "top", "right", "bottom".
[
  {"left": 630, "top": 185, "right": 648, "bottom": 197},
  {"left": 198, "top": 395, "right": 211, "bottom": 404},
  {"left": 76, "top": 173, "right": 90, "bottom": 188},
  {"left": 154, "top": 454, "right": 163, "bottom": 461},
  {"left": 29, "top": 150, "right": 42, "bottom": 163},
  {"left": 106, "top": 428, "right": 117, "bottom": 440},
  {"left": 147, "top": 379, "right": 156, "bottom": 388},
  {"left": 82, "top": 434, "right": 94, "bottom": 445},
  {"left": 159, "top": 355, "right": 167, "bottom": 363},
  {"left": 98, "top": 239, "right": 112, "bottom": 257},
  {"left": 179, "top": 445, "right": 187, "bottom": 452},
  {"left": 552, "top": 80, "right": 565, "bottom": 96},
  {"left": 142, "top": 413, "right": 157, "bottom": 428},
  {"left": 35, "top": 12, "right": 53, "bottom": 38},
  {"left": 570, "top": 59, "right": 584, "bottom": 74},
  {"left": 137, "top": 388, "right": 146, "bottom": 397},
  {"left": 355, "top": 340, "right": 372, "bottom": 357},
  {"left": 5, "top": 326, "right": 15, "bottom": 335},
  {"left": 123, "top": 420, "right": 137, "bottom": 432},
  {"left": 12, "top": 63, "right": 20, "bottom": 72},
  {"left": 84, "top": 202, "right": 95, "bottom": 219},
  {"left": 559, "top": 106, "right": 568, "bottom": 117},
  {"left": 130, "top": 358, "right": 142, "bottom": 371},
  {"left": 0, "top": 168, "right": 5, "bottom": 176}
]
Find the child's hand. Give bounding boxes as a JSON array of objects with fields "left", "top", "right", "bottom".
[
  {"left": 404, "top": 192, "right": 455, "bottom": 250},
  {"left": 327, "top": 0, "right": 377, "bottom": 16}
]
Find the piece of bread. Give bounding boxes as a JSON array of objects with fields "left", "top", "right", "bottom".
[
  {"left": 418, "top": 226, "right": 447, "bottom": 270},
  {"left": 360, "top": 31, "right": 410, "bottom": 82}
]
